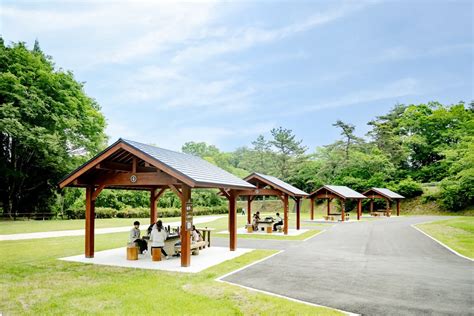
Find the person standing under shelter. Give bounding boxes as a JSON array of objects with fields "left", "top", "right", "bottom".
[{"left": 150, "top": 220, "right": 169, "bottom": 259}]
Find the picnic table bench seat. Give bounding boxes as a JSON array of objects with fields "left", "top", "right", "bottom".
[{"left": 174, "top": 240, "right": 208, "bottom": 255}]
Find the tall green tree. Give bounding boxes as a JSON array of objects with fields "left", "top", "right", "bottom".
[
  {"left": 332, "top": 120, "right": 362, "bottom": 160},
  {"left": 269, "top": 127, "right": 307, "bottom": 180},
  {"left": 0, "top": 39, "right": 107, "bottom": 217}
]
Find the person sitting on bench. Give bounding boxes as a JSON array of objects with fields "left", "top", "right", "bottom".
[
  {"left": 192, "top": 225, "right": 203, "bottom": 242},
  {"left": 252, "top": 212, "right": 261, "bottom": 231},
  {"left": 150, "top": 220, "right": 169, "bottom": 259},
  {"left": 129, "top": 221, "right": 148, "bottom": 254},
  {"left": 273, "top": 213, "right": 283, "bottom": 231}
]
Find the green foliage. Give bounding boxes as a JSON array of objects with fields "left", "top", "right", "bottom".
[
  {"left": 0, "top": 39, "right": 106, "bottom": 217},
  {"left": 389, "top": 177, "right": 423, "bottom": 198}
]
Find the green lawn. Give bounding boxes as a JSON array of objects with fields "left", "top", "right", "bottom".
[
  {"left": 217, "top": 229, "right": 322, "bottom": 241},
  {"left": 0, "top": 232, "right": 341, "bottom": 315},
  {"left": 416, "top": 217, "right": 474, "bottom": 259},
  {"left": 0, "top": 216, "right": 199, "bottom": 235}
]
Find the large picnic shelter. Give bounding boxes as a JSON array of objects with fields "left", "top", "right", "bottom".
[
  {"left": 307, "top": 185, "right": 366, "bottom": 221},
  {"left": 239, "top": 173, "right": 309, "bottom": 234},
  {"left": 58, "top": 138, "right": 255, "bottom": 267},
  {"left": 363, "top": 188, "right": 404, "bottom": 216}
]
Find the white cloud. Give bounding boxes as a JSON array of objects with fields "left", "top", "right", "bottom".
[{"left": 283, "top": 78, "right": 421, "bottom": 116}]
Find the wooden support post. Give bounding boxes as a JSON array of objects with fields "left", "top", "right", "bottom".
[
  {"left": 386, "top": 199, "right": 390, "bottom": 214},
  {"left": 397, "top": 200, "right": 400, "bottom": 216},
  {"left": 310, "top": 198, "right": 314, "bottom": 220},
  {"left": 247, "top": 195, "right": 252, "bottom": 225},
  {"left": 150, "top": 189, "right": 157, "bottom": 225},
  {"left": 341, "top": 199, "right": 346, "bottom": 222},
  {"left": 296, "top": 197, "right": 301, "bottom": 230},
  {"left": 85, "top": 186, "right": 95, "bottom": 258},
  {"left": 357, "top": 199, "right": 362, "bottom": 220},
  {"left": 283, "top": 194, "right": 289, "bottom": 235},
  {"left": 327, "top": 198, "right": 331, "bottom": 216},
  {"left": 370, "top": 199, "right": 374, "bottom": 213},
  {"left": 180, "top": 184, "right": 191, "bottom": 267},
  {"left": 229, "top": 190, "right": 237, "bottom": 251}
]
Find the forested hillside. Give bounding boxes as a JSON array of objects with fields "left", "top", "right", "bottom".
[{"left": 1, "top": 40, "right": 472, "bottom": 218}]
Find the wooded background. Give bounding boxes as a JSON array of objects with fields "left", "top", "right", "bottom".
[{"left": 1, "top": 40, "right": 473, "bottom": 219}]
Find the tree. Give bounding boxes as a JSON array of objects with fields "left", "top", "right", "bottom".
[
  {"left": 182, "top": 141, "right": 219, "bottom": 158},
  {"left": 332, "top": 120, "right": 362, "bottom": 160},
  {"left": 269, "top": 127, "right": 307, "bottom": 180},
  {"left": 0, "top": 39, "right": 107, "bottom": 217}
]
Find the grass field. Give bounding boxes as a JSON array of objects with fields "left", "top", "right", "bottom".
[
  {"left": 416, "top": 217, "right": 474, "bottom": 259},
  {"left": 0, "top": 231, "right": 341, "bottom": 315}
]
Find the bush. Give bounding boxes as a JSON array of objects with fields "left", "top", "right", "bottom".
[
  {"left": 390, "top": 177, "right": 423, "bottom": 198},
  {"left": 439, "top": 170, "right": 474, "bottom": 211}
]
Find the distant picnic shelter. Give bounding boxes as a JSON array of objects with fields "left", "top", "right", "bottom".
[
  {"left": 307, "top": 185, "right": 366, "bottom": 221},
  {"left": 58, "top": 138, "right": 255, "bottom": 267},
  {"left": 363, "top": 188, "right": 404, "bottom": 216},
  {"left": 238, "top": 173, "right": 309, "bottom": 234}
]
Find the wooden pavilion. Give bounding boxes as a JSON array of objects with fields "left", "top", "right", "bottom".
[
  {"left": 238, "top": 173, "right": 308, "bottom": 234},
  {"left": 307, "top": 185, "right": 366, "bottom": 221},
  {"left": 58, "top": 138, "right": 255, "bottom": 267},
  {"left": 363, "top": 188, "right": 404, "bottom": 216}
]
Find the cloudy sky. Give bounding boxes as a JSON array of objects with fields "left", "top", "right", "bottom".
[{"left": 1, "top": 0, "right": 472, "bottom": 151}]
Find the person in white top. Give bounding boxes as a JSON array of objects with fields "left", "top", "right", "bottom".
[
  {"left": 150, "top": 220, "right": 169, "bottom": 259},
  {"left": 273, "top": 212, "right": 283, "bottom": 231}
]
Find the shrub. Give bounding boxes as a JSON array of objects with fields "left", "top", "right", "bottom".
[{"left": 391, "top": 177, "right": 423, "bottom": 198}]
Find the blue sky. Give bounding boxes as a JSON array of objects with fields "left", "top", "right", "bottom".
[{"left": 1, "top": 0, "right": 472, "bottom": 152}]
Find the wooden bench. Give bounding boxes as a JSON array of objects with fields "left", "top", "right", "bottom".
[
  {"left": 323, "top": 215, "right": 335, "bottom": 221},
  {"left": 245, "top": 224, "right": 253, "bottom": 233},
  {"left": 174, "top": 240, "right": 208, "bottom": 255}
]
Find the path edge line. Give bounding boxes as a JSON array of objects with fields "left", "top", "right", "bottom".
[
  {"left": 411, "top": 222, "right": 473, "bottom": 262},
  {"left": 302, "top": 229, "right": 326, "bottom": 241}
]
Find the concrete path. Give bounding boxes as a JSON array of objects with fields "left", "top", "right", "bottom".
[
  {"left": 221, "top": 216, "right": 473, "bottom": 315},
  {"left": 0, "top": 215, "right": 224, "bottom": 241}
]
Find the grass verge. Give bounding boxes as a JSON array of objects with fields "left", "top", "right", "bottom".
[
  {"left": 416, "top": 217, "right": 474, "bottom": 259},
  {"left": 216, "top": 229, "right": 322, "bottom": 241},
  {"left": 0, "top": 232, "right": 341, "bottom": 315}
]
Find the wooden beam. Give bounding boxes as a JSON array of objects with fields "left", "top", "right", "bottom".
[
  {"left": 357, "top": 199, "right": 362, "bottom": 220},
  {"left": 341, "top": 199, "right": 346, "bottom": 221},
  {"left": 219, "top": 188, "right": 230, "bottom": 200},
  {"left": 180, "top": 184, "right": 191, "bottom": 267},
  {"left": 132, "top": 157, "right": 137, "bottom": 173},
  {"left": 295, "top": 197, "right": 301, "bottom": 230},
  {"left": 283, "top": 194, "right": 289, "bottom": 235},
  {"left": 96, "top": 161, "right": 157, "bottom": 173},
  {"left": 310, "top": 198, "right": 314, "bottom": 220},
  {"left": 169, "top": 184, "right": 183, "bottom": 199},
  {"left": 229, "top": 190, "right": 237, "bottom": 250},
  {"left": 81, "top": 172, "right": 179, "bottom": 187},
  {"left": 314, "top": 193, "right": 340, "bottom": 200},
  {"left": 247, "top": 195, "right": 252, "bottom": 224},
  {"left": 85, "top": 186, "right": 95, "bottom": 258},
  {"left": 91, "top": 185, "right": 105, "bottom": 201},
  {"left": 154, "top": 187, "right": 167, "bottom": 200}
]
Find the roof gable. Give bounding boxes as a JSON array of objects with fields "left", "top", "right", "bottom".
[
  {"left": 244, "top": 172, "right": 308, "bottom": 196},
  {"left": 309, "top": 185, "right": 366, "bottom": 199},
  {"left": 364, "top": 188, "right": 405, "bottom": 199},
  {"left": 59, "top": 139, "right": 255, "bottom": 190}
]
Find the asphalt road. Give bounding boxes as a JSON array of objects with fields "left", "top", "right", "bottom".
[{"left": 218, "top": 216, "right": 473, "bottom": 315}]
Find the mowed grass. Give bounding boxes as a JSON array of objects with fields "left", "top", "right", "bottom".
[
  {"left": 0, "top": 233, "right": 341, "bottom": 315},
  {"left": 0, "top": 216, "right": 204, "bottom": 235},
  {"left": 416, "top": 217, "right": 474, "bottom": 259},
  {"left": 200, "top": 213, "right": 324, "bottom": 240}
]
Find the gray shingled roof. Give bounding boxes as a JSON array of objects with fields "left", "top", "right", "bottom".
[
  {"left": 123, "top": 139, "right": 255, "bottom": 189},
  {"left": 366, "top": 188, "right": 405, "bottom": 199},
  {"left": 309, "top": 185, "right": 366, "bottom": 199},
  {"left": 244, "top": 172, "right": 308, "bottom": 196}
]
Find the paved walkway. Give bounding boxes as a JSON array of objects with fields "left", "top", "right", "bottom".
[
  {"left": 0, "top": 216, "right": 224, "bottom": 241},
  {"left": 220, "top": 216, "right": 473, "bottom": 315}
]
